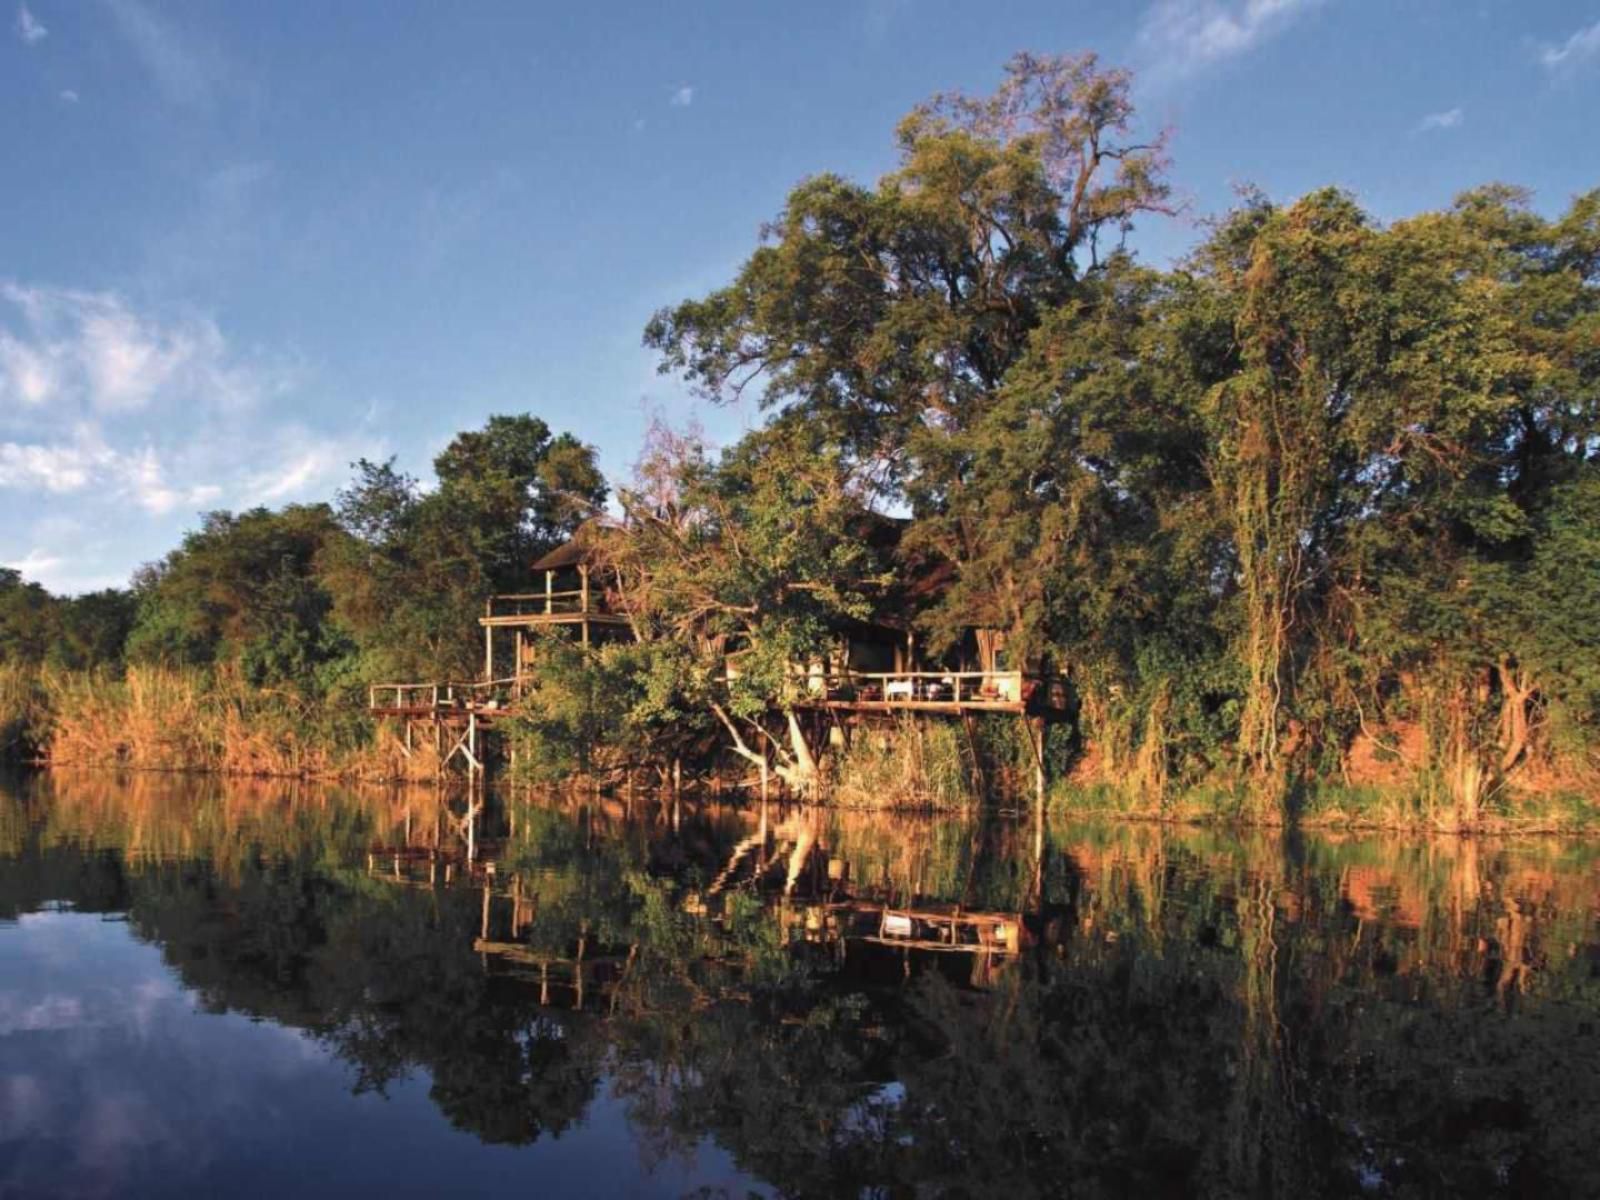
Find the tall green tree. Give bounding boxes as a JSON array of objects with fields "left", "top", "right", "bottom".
[
  {"left": 125, "top": 505, "right": 351, "bottom": 688},
  {"left": 0, "top": 569, "right": 58, "bottom": 665},
  {"left": 322, "top": 413, "right": 607, "bottom": 681},
  {"left": 646, "top": 52, "right": 1171, "bottom": 494}
]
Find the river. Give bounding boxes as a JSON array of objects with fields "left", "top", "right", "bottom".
[{"left": 1, "top": 770, "right": 1597, "bottom": 1197}]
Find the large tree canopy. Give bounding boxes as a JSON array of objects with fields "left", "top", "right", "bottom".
[
  {"left": 645, "top": 52, "right": 1172, "bottom": 492},
  {"left": 640, "top": 53, "right": 1600, "bottom": 813}
]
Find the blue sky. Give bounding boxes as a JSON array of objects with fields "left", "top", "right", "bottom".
[{"left": 2, "top": 0, "right": 1597, "bottom": 593}]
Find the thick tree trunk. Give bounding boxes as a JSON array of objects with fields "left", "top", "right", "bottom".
[
  {"left": 709, "top": 703, "right": 820, "bottom": 798},
  {"left": 1495, "top": 657, "right": 1536, "bottom": 774},
  {"left": 786, "top": 711, "right": 819, "bottom": 794}
]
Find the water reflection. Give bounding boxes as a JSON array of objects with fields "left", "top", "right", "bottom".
[{"left": 2, "top": 770, "right": 1599, "bottom": 1197}]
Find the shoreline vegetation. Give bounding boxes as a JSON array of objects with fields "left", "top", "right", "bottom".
[
  {"left": 3, "top": 53, "right": 1597, "bottom": 832},
  {"left": 3, "top": 663, "right": 1596, "bottom": 836}
]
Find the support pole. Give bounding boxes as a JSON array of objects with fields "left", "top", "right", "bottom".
[{"left": 1028, "top": 715, "right": 1048, "bottom": 836}]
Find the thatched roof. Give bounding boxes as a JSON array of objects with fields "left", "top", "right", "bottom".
[{"left": 530, "top": 521, "right": 608, "bottom": 571}]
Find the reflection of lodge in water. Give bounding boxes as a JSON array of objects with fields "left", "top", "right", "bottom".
[
  {"left": 13, "top": 774, "right": 1600, "bottom": 1198},
  {"left": 365, "top": 801, "right": 1029, "bottom": 1003},
  {"left": 359, "top": 791, "right": 1588, "bottom": 1018}
]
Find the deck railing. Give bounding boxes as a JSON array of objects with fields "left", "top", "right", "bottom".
[
  {"left": 368, "top": 678, "right": 519, "bottom": 712},
  {"left": 720, "top": 668, "right": 1029, "bottom": 705},
  {"left": 819, "top": 669, "right": 1024, "bottom": 704},
  {"left": 485, "top": 590, "right": 600, "bottom": 618}
]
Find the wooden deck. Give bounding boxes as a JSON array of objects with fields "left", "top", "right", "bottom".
[
  {"left": 479, "top": 610, "right": 631, "bottom": 630},
  {"left": 775, "top": 670, "right": 1062, "bottom": 717},
  {"left": 787, "top": 899, "right": 1024, "bottom": 955},
  {"left": 478, "top": 585, "right": 629, "bottom": 629},
  {"left": 366, "top": 680, "right": 516, "bottom": 719},
  {"left": 801, "top": 696, "right": 1026, "bottom": 714}
]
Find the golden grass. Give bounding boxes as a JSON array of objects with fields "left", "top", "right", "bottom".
[{"left": 30, "top": 665, "right": 430, "bottom": 782}]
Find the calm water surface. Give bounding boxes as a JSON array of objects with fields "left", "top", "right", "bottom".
[{"left": 1, "top": 772, "right": 1598, "bottom": 1198}]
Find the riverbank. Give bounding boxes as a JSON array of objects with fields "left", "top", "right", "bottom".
[{"left": 6, "top": 664, "right": 1596, "bottom": 831}]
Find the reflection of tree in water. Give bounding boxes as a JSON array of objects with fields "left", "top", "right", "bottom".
[
  {"left": 4, "top": 775, "right": 1600, "bottom": 1193},
  {"left": 606, "top": 820, "right": 1600, "bottom": 1197}
]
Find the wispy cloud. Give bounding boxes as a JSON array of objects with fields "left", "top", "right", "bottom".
[
  {"left": 0, "top": 283, "right": 263, "bottom": 415},
  {"left": 2, "top": 548, "right": 65, "bottom": 582},
  {"left": 0, "top": 282, "right": 379, "bottom": 583},
  {"left": 413, "top": 167, "right": 523, "bottom": 273},
  {"left": 0, "top": 433, "right": 115, "bottom": 495},
  {"left": 104, "top": 0, "right": 225, "bottom": 105},
  {"left": 1539, "top": 18, "right": 1600, "bottom": 72},
  {"left": 1137, "top": 0, "right": 1325, "bottom": 83},
  {"left": 670, "top": 84, "right": 694, "bottom": 107},
  {"left": 0, "top": 427, "right": 215, "bottom": 514},
  {"left": 59, "top": 88, "right": 79, "bottom": 103},
  {"left": 240, "top": 435, "right": 349, "bottom": 505},
  {"left": 1416, "top": 106, "right": 1463, "bottom": 133},
  {"left": 15, "top": 2, "right": 45, "bottom": 44}
]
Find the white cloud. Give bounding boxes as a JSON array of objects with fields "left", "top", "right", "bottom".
[
  {"left": 0, "top": 283, "right": 383, "bottom": 589},
  {"left": 670, "top": 84, "right": 694, "bottom": 107},
  {"left": 0, "top": 284, "right": 269, "bottom": 415},
  {"left": 0, "top": 433, "right": 115, "bottom": 494},
  {"left": 1137, "top": 0, "right": 1324, "bottom": 81},
  {"left": 0, "top": 334, "right": 60, "bottom": 406},
  {"left": 120, "top": 445, "right": 221, "bottom": 515},
  {"left": 1540, "top": 18, "right": 1600, "bottom": 71},
  {"left": 15, "top": 3, "right": 46, "bottom": 44},
  {"left": 240, "top": 435, "right": 350, "bottom": 505},
  {"left": 2, "top": 548, "right": 64, "bottom": 581},
  {"left": 1416, "top": 107, "right": 1463, "bottom": 133},
  {"left": 59, "top": 89, "right": 79, "bottom": 103},
  {"left": 0, "top": 428, "right": 214, "bottom": 514}
]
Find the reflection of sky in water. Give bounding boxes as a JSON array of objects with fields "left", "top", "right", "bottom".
[{"left": 0, "top": 911, "right": 755, "bottom": 1199}]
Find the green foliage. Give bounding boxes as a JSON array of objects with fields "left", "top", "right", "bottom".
[
  {"left": 125, "top": 504, "right": 352, "bottom": 689},
  {"left": 0, "top": 569, "right": 58, "bottom": 665},
  {"left": 0, "top": 663, "right": 48, "bottom": 760},
  {"left": 2, "top": 53, "right": 1597, "bottom": 818},
  {"left": 612, "top": 419, "right": 886, "bottom": 720},
  {"left": 323, "top": 413, "right": 606, "bottom": 682},
  {"left": 0, "top": 571, "right": 127, "bottom": 671},
  {"left": 505, "top": 637, "right": 714, "bottom": 783},
  {"left": 649, "top": 87, "right": 1599, "bottom": 813}
]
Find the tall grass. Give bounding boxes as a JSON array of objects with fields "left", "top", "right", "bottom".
[
  {"left": 824, "top": 717, "right": 971, "bottom": 808},
  {"left": 29, "top": 665, "right": 417, "bottom": 781},
  {"left": 825, "top": 715, "right": 1038, "bottom": 809}
]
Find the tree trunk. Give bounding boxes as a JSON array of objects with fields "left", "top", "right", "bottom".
[{"left": 1495, "top": 657, "right": 1536, "bottom": 774}]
